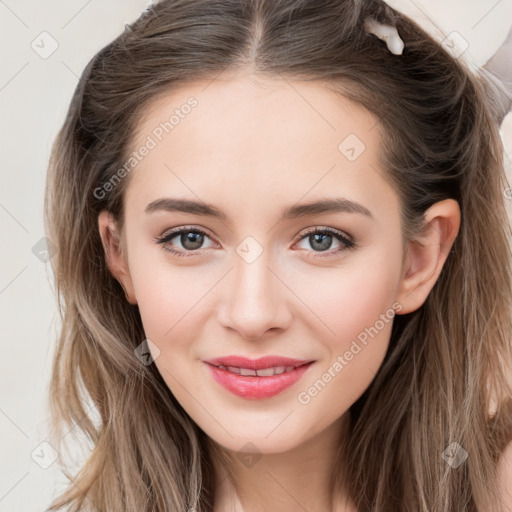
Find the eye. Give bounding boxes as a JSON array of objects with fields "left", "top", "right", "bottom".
[
  {"left": 294, "top": 227, "right": 357, "bottom": 257},
  {"left": 155, "top": 225, "right": 357, "bottom": 259},
  {"left": 155, "top": 226, "right": 216, "bottom": 258}
]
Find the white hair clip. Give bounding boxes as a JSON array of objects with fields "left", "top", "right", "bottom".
[
  {"left": 124, "top": 0, "right": 156, "bottom": 32},
  {"left": 364, "top": 18, "right": 405, "bottom": 56}
]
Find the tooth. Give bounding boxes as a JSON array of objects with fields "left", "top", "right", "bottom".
[
  {"left": 256, "top": 367, "right": 276, "bottom": 377},
  {"left": 239, "top": 367, "right": 257, "bottom": 376},
  {"left": 221, "top": 365, "right": 297, "bottom": 376}
]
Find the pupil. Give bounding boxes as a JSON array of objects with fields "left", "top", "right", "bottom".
[
  {"left": 311, "top": 233, "right": 332, "bottom": 251},
  {"left": 179, "top": 232, "right": 333, "bottom": 251},
  {"left": 182, "top": 232, "right": 203, "bottom": 250}
]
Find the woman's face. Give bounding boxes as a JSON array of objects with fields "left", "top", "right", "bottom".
[{"left": 102, "top": 74, "right": 409, "bottom": 454}]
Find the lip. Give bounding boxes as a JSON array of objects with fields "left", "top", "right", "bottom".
[
  {"left": 203, "top": 355, "right": 315, "bottom": 400},
  {"left": 204, "top": 355, "right": 313, "bottom": 370}
]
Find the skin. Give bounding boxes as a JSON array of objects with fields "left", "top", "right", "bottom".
[{"left": 98, "top": 71, "right": 460, "bottom": 512}]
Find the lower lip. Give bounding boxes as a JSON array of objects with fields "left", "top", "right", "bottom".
[{"left": 205, "top": 362, "right": 315, "bottom": 399}]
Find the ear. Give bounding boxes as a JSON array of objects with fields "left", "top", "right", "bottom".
[
  {"left": 97, "top": 210, "right": 137, "bottom": 305},
  {"left": 396, "top": 199, "right": 460, "bottom": 315}
]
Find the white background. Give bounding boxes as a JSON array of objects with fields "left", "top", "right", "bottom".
[{"left": 0, "top": 1, "right": 511, "bottom": 511}]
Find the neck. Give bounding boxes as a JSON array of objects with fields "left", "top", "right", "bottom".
[{"left": 211, "top": 413, "right": 355, "bottom": 512}]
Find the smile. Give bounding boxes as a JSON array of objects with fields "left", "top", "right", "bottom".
[
  {"left": 213, "top": 365, "right": 298, "bottom": 376},
  {"left": 204, "top": 360, "right": 315, "bottom": 399}
]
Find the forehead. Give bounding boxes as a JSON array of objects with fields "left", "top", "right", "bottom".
[
  {"left": 124, "top": 73, "right": 399, "bottom": 224},
  {"left": 131, "top": 73, "right": 379, "bottom": 156}
]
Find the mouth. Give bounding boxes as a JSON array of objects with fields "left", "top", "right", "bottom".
[
  {"left": 207, "top": 362, "right": 310, "bottom": 377},
  {"left": 203, "top": 356, "right": 316, "bottom": 399},
  {"left": 203, "top": 355, "right": 314, "bottom": 371}
]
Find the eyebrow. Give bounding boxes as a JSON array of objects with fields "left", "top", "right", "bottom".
[{"left": 144, "top": 197, "right": 373, "bottom": 220}]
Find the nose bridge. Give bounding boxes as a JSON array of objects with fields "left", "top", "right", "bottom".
[{"left": 218, "top": 239, "right": 291, "bottom": 339}]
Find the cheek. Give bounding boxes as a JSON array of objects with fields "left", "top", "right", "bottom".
[
  {"left": 123, "top": 236, "right": 203, "bottom": 337},
  {"left": 131, "top": 260, "right": 216, "bottom": 345},
  {"left": 292, "top": 251, "right": 401, "bottom": 402},
  {"left": 125, "top": 235, "right": 401, "bottom": 449},
  {"left": 292, "top": 247, "right": 401, "bottom": 343}
]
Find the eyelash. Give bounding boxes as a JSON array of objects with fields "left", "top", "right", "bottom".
[{"left": 155, "top": 225, "right": 357, "bottom": 259}]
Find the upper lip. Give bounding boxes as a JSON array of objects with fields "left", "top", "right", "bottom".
[{"left": 204, "top": 355, "right": 314, "bottom": 370}]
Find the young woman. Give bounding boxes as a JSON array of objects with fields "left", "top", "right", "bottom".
[{"left": 44, "top": 0, "right": 512, "bottom": 510}]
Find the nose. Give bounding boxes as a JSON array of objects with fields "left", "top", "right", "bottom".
[{"left": 217, "top": 249, "right": 293, "bottom": 341}]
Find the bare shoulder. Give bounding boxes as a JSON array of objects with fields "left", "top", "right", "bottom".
[{"left": 497, "top": 439, "right": 512, "bottom": 510}]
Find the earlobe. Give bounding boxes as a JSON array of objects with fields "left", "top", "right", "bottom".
[
  {"left": 396, "top": 199, "right": 460, "bottom": 315},
  {"left": 97, "top": 210, "right": 137, "bottom": 305}
]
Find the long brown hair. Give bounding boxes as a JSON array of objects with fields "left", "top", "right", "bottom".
[{"left": 44, "top": 0, "right": 512, "bottom": 510}]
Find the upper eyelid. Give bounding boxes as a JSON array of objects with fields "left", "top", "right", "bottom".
[
  {"left": 158, "top": 225, "right": 353, "bottom": 247},
  {"left": 299, "top": 225, "right": 353, "bottom": 242},
  {"left": 158, "top": 225, "right": 217, "bottom": 243}
]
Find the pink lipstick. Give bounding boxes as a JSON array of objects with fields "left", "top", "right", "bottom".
[{"left": 203, "top": 355, "right": 315, "bottom": 399}]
